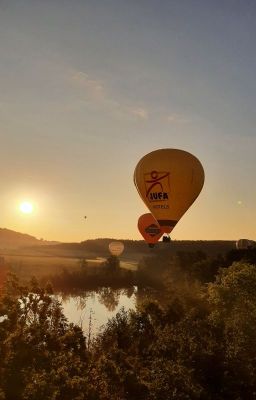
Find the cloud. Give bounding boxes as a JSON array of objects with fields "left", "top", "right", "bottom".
[
  {"left": 167, "top": 113, "right": 188, "bottom": 123},
  {"left": 71, "top": 71, "right": 105, "bottom": 100},
  {"left": 68, "top": 68, "right": 150, "bottom": 121},
  {"left": 129, "top": 107, "right": 148, "bottom": 120}
]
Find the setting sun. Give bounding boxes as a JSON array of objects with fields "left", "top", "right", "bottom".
[{"left": 19, "top": 202, "right": 34, "bottom": 214}]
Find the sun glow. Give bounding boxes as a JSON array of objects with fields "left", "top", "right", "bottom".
[{"left": 19, "top": 202, "right": 34, "bottom": 214}]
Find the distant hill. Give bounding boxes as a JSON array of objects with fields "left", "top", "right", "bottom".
[
  {"left": 0, "top": 228, "right": 237, "bottom": 258},
  {"left": 0, "top": 228, "right": 59, "bottom": 249},
  {"left": 30, "top": 238, "right": 237, "bottom": 259}
]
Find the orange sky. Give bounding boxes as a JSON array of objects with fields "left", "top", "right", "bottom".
[{"left": 1, "top": 1, "right": 255, "bottom": 242}]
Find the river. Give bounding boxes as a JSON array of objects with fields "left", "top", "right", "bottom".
[{"left": 58, "top": 287, "right": 137, "bottom": 337}]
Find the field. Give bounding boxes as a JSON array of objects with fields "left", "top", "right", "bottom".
[
  {"left": 3, "top": 254, "right": 138, "bottom": 282},
  {"left": 0, "top": 239, "right": 236, "bottom": 283}
]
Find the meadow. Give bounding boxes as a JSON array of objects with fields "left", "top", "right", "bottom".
[{"left": 3, "top": 253, "right": 138, "bottom": 282}]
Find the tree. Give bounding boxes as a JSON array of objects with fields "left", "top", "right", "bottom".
[
  {"left": 104, "top": 256, "right": 120, "bottom": 272},
  {"left": 207, "top": 262, "right": 256, "bottom": 398},
  {"left": 0, "top": 275, "right": 95, "bottom": 400}
]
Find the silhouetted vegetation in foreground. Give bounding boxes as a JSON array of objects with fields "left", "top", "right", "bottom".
[{"left": 1, "top": 249, "right": 256, "bottom": 399}]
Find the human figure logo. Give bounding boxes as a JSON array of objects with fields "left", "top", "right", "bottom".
[{"left": 144, "top": 171, "right": 170, "bottom": 202}]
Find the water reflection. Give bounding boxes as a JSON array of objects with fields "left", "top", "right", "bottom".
[
  {"left": 98, "top": 287, "right": 121, "bottom": 312},
  {"left": 58, "top": 287, "right": 136, "bottom": 337},
  {"left": 136, "top": 286, "right": 170, "bottom": 307},
  {"left": 58, "top": 286, "right": 170, "bottom": 337}
]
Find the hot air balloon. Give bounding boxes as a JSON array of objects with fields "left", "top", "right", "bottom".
[
  {"left": 134, "top": 149, "right": 204, "bottom": 234},
  {"left": 109, "top": 241, "right": 124, "bottom": 257},
  {"left": 138, "top": 213, "right": 164, "bottom": 247},
  {"left": 236, "top": 239, "right": 256, "bottom": 250}
]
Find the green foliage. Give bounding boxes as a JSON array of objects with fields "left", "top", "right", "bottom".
[
  {"left": 45, "top": 263, "right": 135, "bottom": 292},
  {"left": 207, "top": 263, "right": 256, "bottom": 398},
  {"left": 92, "top": 262, "right": 256, "bottom": 399},
  {"left": 138, "top": 249, "right": 224, "bottom": 287},
  {"left": 0, "top": 275, "right": 93, "bottom": 400},
  {"left": 103, "top": 255, "right": 120, "bottom": 272},
  {"left": 225, "top": 248, "right": 256, "bottom": 266},
  {"left": 1, "top": 258, "right": 256, "bottom": 399}
]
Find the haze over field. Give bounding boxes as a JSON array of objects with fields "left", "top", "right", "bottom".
[{"left": 0, "top": 1, "right": 255, "bottom": 242}]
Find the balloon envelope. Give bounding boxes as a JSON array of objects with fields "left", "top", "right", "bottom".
[
  {"left": 134, "top": 149, "right": 204, "bottom": 233},
  {"left": 138, "top": 213, "right": 164, "bottom": 245},
  {"left": 109, "top": 241, "right": 124, "bottom": 256},
  {"left": 236, "top": 239, "right": 255, "bottom": 250}
]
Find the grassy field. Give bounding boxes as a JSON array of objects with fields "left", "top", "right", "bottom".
[
  {"left": 5, "top": 255, "right": 81, "bottom": 281},
  {"left": 3, "top": 254, "right": 138, "bottom": 282},
  {"left": 120, "top": 260, "right": 138, "bottom": 271}
]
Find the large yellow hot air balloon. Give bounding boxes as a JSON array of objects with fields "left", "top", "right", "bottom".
[
  {"left": 134, "top": 149, "right": 204, "bottom": 233},
  {"left": 109, "top": 241, "right": 124, "bottom": 257}
]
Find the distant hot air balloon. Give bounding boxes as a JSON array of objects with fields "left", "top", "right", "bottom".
[
  {"left": 138, "top": 213, "right": 164, "bottom": 247},
  {"left": 109, "top": 241, "right": 124, "bottom": 257},
  {"left": 236, "top": 239, "right": 256, "bottom": 250},
  {"left": 134, "top": 149, "right": 204, "bottom": 234}
]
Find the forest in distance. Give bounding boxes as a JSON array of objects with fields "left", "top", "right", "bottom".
[
  {"left": 29, "top": 238, "right": 236, "bottom": 257},
  {"left": 0, "top": 246, "right": 256, "bottom": 399}
]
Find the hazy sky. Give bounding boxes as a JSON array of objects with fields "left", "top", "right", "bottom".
[{"left": 1, "top": 0, "right": 255, "bottom": 242}]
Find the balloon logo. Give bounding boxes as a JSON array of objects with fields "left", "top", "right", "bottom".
[
  {"left": 138, "top": 213, "right": 164, "bottom": 247},
  {"left": 109, "top": 241, "right": 124, "bottom": 256},
  {"left": 134, "top": 149, "right": 204, "bottom": 233}
]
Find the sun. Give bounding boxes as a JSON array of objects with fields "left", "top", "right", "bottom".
[{"left": 19, "top": 201, "right": 34, "bottom": 214}]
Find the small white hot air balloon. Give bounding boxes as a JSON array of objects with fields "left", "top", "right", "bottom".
[
  {"left": 236, "top": 239, "right": 256, "bottom": 250},
  {"left": 108, "top": 241, "right": 124, "bottom": 257}
]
